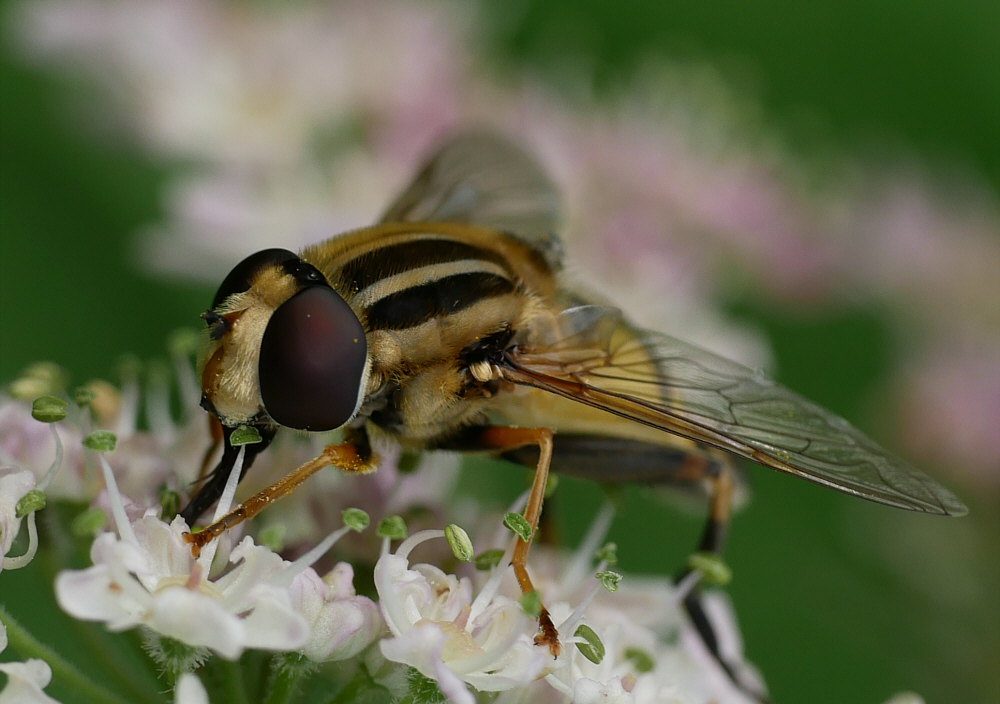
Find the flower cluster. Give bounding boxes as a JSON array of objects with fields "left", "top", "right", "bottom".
[{"left": 1, "top": 350, "right": 936, "bottom": 702}]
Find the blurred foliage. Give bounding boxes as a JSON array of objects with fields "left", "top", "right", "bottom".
[{"left": 1, "top": 1, "right": 998, "bottom": 703}]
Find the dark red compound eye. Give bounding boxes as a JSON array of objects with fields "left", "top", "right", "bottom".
[{"left": 258, "top": 286, "right": 368, "bottom": 431}]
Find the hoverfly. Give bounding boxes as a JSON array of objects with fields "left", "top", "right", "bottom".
[{"left": 180, "top": 134, "right": 967, "bottom": 688}]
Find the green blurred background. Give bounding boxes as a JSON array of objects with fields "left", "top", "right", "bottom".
[{"left": 2, "top": 1, "right": 998, "bottom": 703}]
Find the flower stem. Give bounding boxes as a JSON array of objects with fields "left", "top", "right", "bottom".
[
  {"left": 219, "top": 657, "right": 249, "bottom": 704},
  {"left": 0, "top": 605, "right": 150, "bottom": 704},
  {"left": 264, "top": 652, "right": 316, "bottom": 704},
  {"left": 264, "top": 660, "right": 299, "bottom": 704}
]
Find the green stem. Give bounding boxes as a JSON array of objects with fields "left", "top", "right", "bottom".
[
  {"left": 219, "top": 657, "right": 249, "bottom": 704},
  {"left": 0, "top": 606, "right": 140, "bottom": 704},
  {"left": 264, "top": 658, "right": 299, "bottom": 704}
]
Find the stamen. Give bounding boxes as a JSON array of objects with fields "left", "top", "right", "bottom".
[
  {"left": 556, "top": 502, "right": 614, "bottom": 600},
  {"left": 395, "top": 529, "right": 445, "bottom": 561},
  {"left": 466, "top": 538, "right": 516, "bottom": 630},
  {"left": 556, "top": 579, "right": 602, "bottom": 637},
  {"left": 145, "top": 363, "right": 175, "bottom": 441},
  {"left": 36, "top": 424, "right": 64, "bottom": 491},
  {"left": 272, "top": 525, "right": 353, "bottom": 588},
  {"left": 169, "top": 330, "right": 202, "bottom": 413},
  {"left": 115, "top": 361, "right": 140, "bottom": 439},
  {"left": 544, "top": 673, "right": 573, "bottom": 696},
  {"left": 97, "top": 453, "right": 138, "bottom": 546},
  {"left": 672, "top": 570, "right": 702, "bottom": 605},
  {"left": 197, "top": 446, "right": 245, "bottom": 573}
]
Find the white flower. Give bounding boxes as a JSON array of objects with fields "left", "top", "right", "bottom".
[
  {"left": 55, "top": 436, "right": 384, "bottom": 662},
  {"left": 55, "top": 512, "right": 311, "bottom": 659},
  {"left": 0, "top": 659, "right": 61, "bottom": 704},
  {"left": 290, "top": 561, "right": 383, "bottom": 662},
  {"left": 375, "top": 530, "right": 547, "bottom": 703}
]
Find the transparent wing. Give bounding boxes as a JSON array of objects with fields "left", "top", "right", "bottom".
[
  {"left": 503, "top": 306, "right": 968, "bottom": 516},
  {"left": 380, "top": 132, "right": 564, "bottom": 268}
]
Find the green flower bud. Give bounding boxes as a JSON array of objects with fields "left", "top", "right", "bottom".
[
  {"left": 376, "top": 515, "right": 408, "bottom": 540},
  {"left": 31, "top": 395, "right": 68, "bottom": 423},
  {"left": 574, "top": 624, "right": 605, "bottom": 664},
  {"left": 342, "top": 508, "right": 370, "bottom": 532},
  {"left": 10, "top": 362, "right": 67, "bottom": 399},
  {"left": 595, "top": 570, "right": 622, "bottom": 593},
  {"left": 229, "top": 425, "right": 262, "bottom": 446},
  {"left": 503, "top": 512, "right": 532, "bottom": 542},
  {"left": 15, "top": 490, "right": 46, "bottom": 518},
  {"left": 595, "top": 541, "right": 618, "bottom": 566},
  {"left": 83, "top": 430, "right": 117, "bottom": 453},
  {"left": 474, "top": 548, "right": 505, "bottom": 571},
  {"left": 687, "top": 552, "right": 733, "bottom": 586},
  {"left": 445, "top": 524, "right": 474, "bottom": 562},
  {"left": 73, "top": 386, "right": 97, "bottom": 408},
  {"left": 624, "top": 646, "right": 655, "bottom": 673}
]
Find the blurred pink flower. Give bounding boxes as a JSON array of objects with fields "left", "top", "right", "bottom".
[
  {"left": 893, "top": 340, "right": 1000, "bottom": 487},
  {"left": 12, "top": 0, "right": 1000, "bottom": 479}
]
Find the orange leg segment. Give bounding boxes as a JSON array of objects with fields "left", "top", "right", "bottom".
[
  {"left": 183, "top": 442, "right": 378, "bottom": 557},
  {"left": 475, "top": 426, "right": 560, "bottom": 655}
]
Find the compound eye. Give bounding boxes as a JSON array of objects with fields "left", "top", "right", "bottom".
[
  {"left": 258, "top": 286, "right": 367, "bottom": 431},
  {"left": 212, "top": 248, "right": 298, "bottom": 310}
]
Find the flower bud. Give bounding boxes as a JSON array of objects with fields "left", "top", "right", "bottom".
[
  {"left": 342, "top": 508, "right": 370, "bottom": 532},
  {"left": 444, "top": 524, "right": 473, "bottom": 562},
  {"left": 31, "top": 395, "right": 67, "bottom": 423}
]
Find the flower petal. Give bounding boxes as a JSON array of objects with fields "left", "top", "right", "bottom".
[
  {"left": 174, "top": 673, "right": 209, "bottom": 704},
  {"left": 55, "top": 564, "right": 143, "bottom": 629},
  {"left": 146, "top": 588, "right": 247, "bottom": 660},
  {"left": 380, "top": 622, "right": 475, "bottom": 704},
  {"left": 239, "top": 584, "right": 311, "bottom": 652},
  {"left": 0, "top": 659, "right": 60, "bottom": 704}
]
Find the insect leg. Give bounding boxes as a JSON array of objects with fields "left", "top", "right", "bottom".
[
  {"left": 472, "top": 426, "right": 561, "bottom": 656},
  {"left": 182, "top": 439, "right": 378, "bottom": 557},
  {"left": 676, "top": 465, "right": 770, "bottom": 702}
]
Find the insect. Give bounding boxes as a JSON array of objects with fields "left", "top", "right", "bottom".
[{"left": 180, "top": 133, "right": 966, "bottom": 692}]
